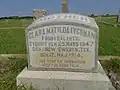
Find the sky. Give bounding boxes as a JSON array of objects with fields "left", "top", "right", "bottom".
[{"left": 0, "top": 0, "right": 120, "bottom": 17}]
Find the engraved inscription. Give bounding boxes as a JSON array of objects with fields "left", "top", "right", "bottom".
[{"left": 27, "top": 25, "right": 96, "bottom": 70}]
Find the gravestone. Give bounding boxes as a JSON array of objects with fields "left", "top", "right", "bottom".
[
  {"left": 33, "top": 9, "right": 47, "bottom": 20},
  {"left": 117, "top": 9, "right": 120, "bottom": 23},
  {"left": 17, "top": 13, "right": 114, "bottom": 90},
  {"left": 26, "top": 13, "right": 98, "bottom": 72},
  {"left": 118, "top": 12, "right": 120, "bottom": 23}
]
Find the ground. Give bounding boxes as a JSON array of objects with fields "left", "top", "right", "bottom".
[
  {"left": 0, "top": 19, "right": 32, "bottom": 54},
  {"left": 98, "top": 22, "right": 120, "bottom": 55},
  {"left": 0, "top": 55, "right": 119, "bottom": 90},
  {"left": 0, "top": 56, "right": 27, "bottom": 90}
]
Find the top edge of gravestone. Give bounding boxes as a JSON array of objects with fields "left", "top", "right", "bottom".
[{"left": 27, "top": 13, "right": 99, "bottom": 30}]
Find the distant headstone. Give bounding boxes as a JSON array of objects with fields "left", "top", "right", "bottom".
[
  {"left": 26, "top": 13, "right": 98, "bottom": 72},
  {"left": 33, "top": 9, "right": 47, "bottom": 20},
  {"left": 118, "top": 15, "right": 120, "bottom": 23},
  {"left": 117, "top": 9, "right": 120, "bottom": 23},
  {"left": 5, "top": 20, "right": 8, "bottom": 22},
  {"left": 17, "top": 13, "right": 114, "bottom": 90}
]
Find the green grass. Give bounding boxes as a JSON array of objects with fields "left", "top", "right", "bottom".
[
  {"left": 98, "top": 22, "right": 120, "bottom": 55},
  {"left": 0, "top": 19, "right": 33, "bottom": 54},
  {"left": 0, "top": 19, "right": 32, "bottom": 27},
  {"left": 0, "top": 28, "right": 26, "bottom": 54},
  {"left": 0, "top": 18, "right": 120, "bottom": 55},
  {"left": 100, "top": 59, "right": 120, "bottom": 76},
  {"left": 95, "top": 16, "right": 119, "bottom": 24},
  {"left": 17, "top": 85, "right": 37, "bottom": 90},
  {"left": 0, "top": 57, "right": 27, "bottom": 90}
]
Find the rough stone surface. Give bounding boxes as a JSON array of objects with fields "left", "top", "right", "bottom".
[
  {"left": 17, "top": 61, "right": 115, "bottom": 90},
  {"left": 26, "top": 13, "right": 99, "bottom": 72}
]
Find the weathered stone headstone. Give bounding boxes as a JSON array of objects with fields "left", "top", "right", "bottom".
[
  {"left": 118, "top": 12, "right": 120, "bottom": 23},
  {"left": 17, "top": 13, "right": 114, "bottom": 90},
  {"left": 117, "top": 9, "right": 120, "bottom": 23},
  {"left": 26, "top": 13, "right": 98, "bottom": 72},
  {"left": 33, "top": 9, "right": 47, "bottom": 20}
]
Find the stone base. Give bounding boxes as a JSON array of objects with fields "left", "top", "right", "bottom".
[{"left": 17, "top": 61, "right": 115, "bottom": 90}]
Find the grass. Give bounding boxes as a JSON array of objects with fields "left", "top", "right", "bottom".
[
  {"left": 0, "top": 57, "right": 27, "bottom": 90},
  {"left": 0, "top": 28, "right": 26, "bottom": 54},
  {"left": 17, "top": 85, "right": 37, "bottom": 90},
  {"left": 100, "top": 59, "right": 120, "bottom": 78},
  {"left": 0, "top": 19, "right": 32, "bottom": 27},
  {"left": 0, "top": 18, "right": 120, "bottom": 56},
  {"left": 98, "top": 22, "right": 120, "bottom": 55},
  {"left": 0, "top": 19, "right": 33, "bottom": 54},
  {"left": 95, "top": 16, "right": 119, "bottom": 24},
  {"left": 96, "top": 16, "right": 120, "bottom": 55}
]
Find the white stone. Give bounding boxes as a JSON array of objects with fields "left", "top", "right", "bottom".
[
  {"left": 26, "top": 13, "right": 99, "bottom": 72},
  {"left": 17, "top": 61, "right": 114, "bottom": 90}
]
